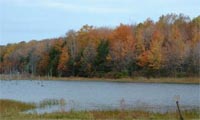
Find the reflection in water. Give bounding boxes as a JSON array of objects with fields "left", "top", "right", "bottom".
[{"left": 0, "top": 80, "right": 199, "bottom": 113}]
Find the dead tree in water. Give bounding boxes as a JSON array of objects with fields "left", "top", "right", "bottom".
[{"left": 176, "top": 100, "right": 184, "bottom": 120}]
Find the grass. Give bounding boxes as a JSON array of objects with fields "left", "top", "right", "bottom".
[
  {"left": 38, "top": 98, "right": 66, "bottom": 108},
  {"left": 0, "top": 74, "right": 199, "bottom": 84},
  {"left": 0, "top": 99, "right": 199, "bottom": 120},
  {"left": 0, "top": 99, "right": 35, "bottom": 116}
]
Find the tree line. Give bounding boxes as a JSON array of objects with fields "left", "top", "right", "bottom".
[{"left": 0, "top": 14, "right": 199, "bottom": 78}]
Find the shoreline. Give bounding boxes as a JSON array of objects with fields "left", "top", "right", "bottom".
[
  {"left": 1, "top": 99, "right": 199, "bottom": 120},
  {"left": 0, "top": 74, "right": 199, "bottom": 84}
]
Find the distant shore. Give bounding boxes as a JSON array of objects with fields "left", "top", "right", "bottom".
[{"left": 0, "top": 74, "right": 199, "bottom": 84}]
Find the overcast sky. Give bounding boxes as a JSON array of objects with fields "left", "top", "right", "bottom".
[{"left": 0, "top": 0, "right": 199, "bottom": 45}]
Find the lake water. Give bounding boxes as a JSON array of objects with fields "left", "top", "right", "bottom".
[{"left": 0, "top": 80, "right": 199, "bottom": 113}]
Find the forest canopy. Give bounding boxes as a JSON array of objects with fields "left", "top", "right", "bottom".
[{"left": 0, "top": 14, "right": 199, "bottom": 78}]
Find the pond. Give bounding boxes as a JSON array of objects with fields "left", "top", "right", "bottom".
[{"left": 0, "top": 80, "right": 199, "bottom": 113}]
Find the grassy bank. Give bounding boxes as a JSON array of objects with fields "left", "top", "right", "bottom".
[
  {"left": 0, "top": 99, "right": 35, "bottom": 116},
  {"left": 0, "top": 74, "right": 199, "bottom": 84},
  {"left": 0, "top": 99, "right": 199, "bottom": 120}
]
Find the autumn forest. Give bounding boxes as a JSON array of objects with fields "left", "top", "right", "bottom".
[{"left": 0, "top": 14, "right": 199, "bottom": 78}]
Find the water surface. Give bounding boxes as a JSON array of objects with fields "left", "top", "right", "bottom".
[{"left": 0, "top": 80, "right": 199, "bottom": 113}]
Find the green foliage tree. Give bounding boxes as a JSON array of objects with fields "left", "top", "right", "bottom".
[{"left": 94, "top": 40, "right": 110, "bottom": 76}]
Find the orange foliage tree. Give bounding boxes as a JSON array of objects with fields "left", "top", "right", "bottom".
[
  {"left": 109, "top": 24, "right": 135, "bottom": 71},
  {"left": 57, "top": 47, "right": 70, "bottom": 76}
]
